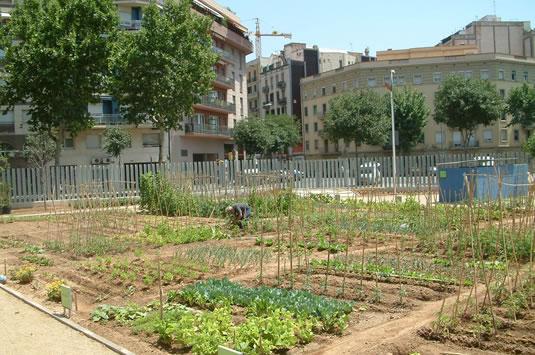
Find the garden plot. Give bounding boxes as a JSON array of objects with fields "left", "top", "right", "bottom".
[{"left": 0, "top": 173, "right": 533, "bottom": 354}]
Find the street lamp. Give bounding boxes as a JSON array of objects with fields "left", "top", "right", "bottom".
[{"left": 389, "top": 69, "right": 397, "bottom": 198}]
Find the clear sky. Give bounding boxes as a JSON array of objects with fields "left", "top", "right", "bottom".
[{"left": 222, "top": 0, "right": 535, "bottom": 61}]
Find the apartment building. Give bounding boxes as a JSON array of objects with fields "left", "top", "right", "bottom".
[
  {"left": 246, "top": 43, "right": 372, "bottom": 120},
  {"left": 0, "top": 0, "right": 252, "bottom": 166},
  {"left": 301, "top": 16, "right": 535, "bottom": 159}
]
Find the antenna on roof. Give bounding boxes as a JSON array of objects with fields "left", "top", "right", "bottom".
[{"left": 493, "top": 0, "right": 496, "bottom": 15}]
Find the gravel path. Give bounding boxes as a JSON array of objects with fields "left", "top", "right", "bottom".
[{"left": 0, "top": 290, "right": 117, "bottom": 355}]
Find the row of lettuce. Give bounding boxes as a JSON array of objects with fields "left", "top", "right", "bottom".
[{"left": 92, "top": 279, "right": 353, "bottom": 354}]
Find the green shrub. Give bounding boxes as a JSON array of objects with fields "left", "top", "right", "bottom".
[
  {"left": 12, "top": 265, "right": 35, "bottom": 284},
  {"left": 46, "top": 279, "right": 64, "bottom": 302}
]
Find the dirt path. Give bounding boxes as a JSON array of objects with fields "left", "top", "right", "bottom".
[{"left": 0, "top": 289, "right": 118, "bottom": 355}]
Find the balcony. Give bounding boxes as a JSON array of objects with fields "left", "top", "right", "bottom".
[
  {"left": 263, "top": 101, "right": 273, "bottom": 108},
  {"left": 184, "top": 123, "right": 232, "bottom": 138},
  {"left": 277, "top": 80, "right": 286, "bottom": 89},
  {"left": 214, "top": 74, "right": 234, "bottom": 89},
  {"left": 194, "top": 96, "right": 235, "bottom": 114},
  {"left": 262, "top": 86, "right": 270, "bottom": 94},
  {"left": 278, "top": 97, "right": 288, "bottom": 105},
  {"left": 211, "top": 21, "right": 253, "bottom": 54},
  {"left": 212, "top": 46, "right": 233, "bottom": 62},
  {"left": 91, "top": 113, "right": 129, "bottom": 126}
]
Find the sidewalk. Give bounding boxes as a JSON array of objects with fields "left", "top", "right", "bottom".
[{"left": 0, "top": 289, "right": 118, "bottom": 355}]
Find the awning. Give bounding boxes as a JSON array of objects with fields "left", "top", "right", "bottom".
[
  {"left": 193, "top": 0, "right": 223, "bottom": 19},
  {"left": 0, "top": 12, "right": 11, "bottom": 19}
]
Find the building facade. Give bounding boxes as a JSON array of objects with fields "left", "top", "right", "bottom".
[
  {"left": 0, "top": 0, "right": 252, "bottom": 166},
  {"left": 301, "top": 16, "right": 535, "bottom": 159}
]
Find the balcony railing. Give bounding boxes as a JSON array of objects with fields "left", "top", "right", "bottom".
[
  {"left": 91, "top": 113, "right": 129, "bottom": 126},
  {"left": 196, "top": 96, "right": 235, "bottom": 113},
  {"left": 184, "top": 123, "right": 232, "bottom": 137},
  {"left": 277, "top": 80, "right": 286, "bottom": 89},
  {"left": 212, "top": 46, "right": 233, "bottom": 62},
  {"left": 0, "top": 123, "right": 15, "bottom": 134},
  {"left": 278, "top": 97, "right": 287, "bottom": 105},
  {"left": 215, "top": 74, "right": 234, "bottom": 88},
  {"left": 119, "top": 20, "right": 142, "bottom": 31}
]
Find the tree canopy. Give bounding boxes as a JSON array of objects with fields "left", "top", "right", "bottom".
[
  {"left": 392, "top": 87, "right": 430, "bottom": 152},
  {"left": 524, "top": 134, "right": 535, "bottom": 158},
  {"left": 434, "top": 75, "right": 505, "bottom": 147},
  {"left": 102, "top": 127, "right": 132, "bottom": 163},
  {"left": 110, "top": 0, "right": 217, "bottom": 163},
  {"left": 0, "top": 0, "right": 118, "bottom": 165},
  {"left": 233, "top": 115, "right": 301, "bottom": 156},
  {"left": 323, "top": 90, "right": 390, "bottom": 153},
  {"left": 507, "top": 83, "right": 535, "bottom": 128}
]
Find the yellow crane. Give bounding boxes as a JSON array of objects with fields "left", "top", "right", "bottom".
[{"left": 252, "top": 18, "right": 292, "bottom": 60}]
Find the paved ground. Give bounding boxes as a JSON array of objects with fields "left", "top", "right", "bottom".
[{"left": 0, "top": 290, "right": 117, "bottom": 355}]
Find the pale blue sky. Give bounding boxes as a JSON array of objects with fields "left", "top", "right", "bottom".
[{"left": 222, "top": 0, "right": 535, "bottom": 60}]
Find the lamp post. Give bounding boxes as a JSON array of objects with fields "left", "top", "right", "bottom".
[{"left": 390, "top": 69, "right": 397, "bottom": 198}]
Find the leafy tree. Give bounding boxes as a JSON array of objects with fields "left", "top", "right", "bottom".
[
  {"left": 102, "top": 127, "right": 131, "bottom": 164},
  {"left": 434, "top": 75, "right": 505, "bottom": 147},
  {"left": 323, "top": 90, "right": 390, "bottom": 154},
  {"left": 110, "top": 0, "right": 217, "bottom": 163},
  {"left": 264, "top": 115, "right": 301, "bottom": 155},
  {"left": 392, "top": 87, "right": 430, "bottom": 152},
  {"left": 0, "top": 0, "right": 118, "bottom": 165},
  {"left": 507, "top": 83, "right": 535, "bottom": 128},
  {"left": 233, "top": 117, "right": 273, "bottom": 156},
  {"left": 22, "top": 131, "right": 56, "bottom": 207},
  {"left": 524, "top": 134, "right": 535, "bottom": 158}
]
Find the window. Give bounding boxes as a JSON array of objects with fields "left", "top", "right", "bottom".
[
  {"left": 305, "top": 141, "right": 310, "bottom": 151},
  {"left": 512, "top": 70, "right": 517, "bottom": 81},
  {"left": 142, "top": 133, "right": 160, "bottom": 148},
  {"left": 483, "top": 130, "right": 493, "bottom": 143},
  {"left": 435, "top": 132, "right": 444, "bottom": 145},
  {"left": 181, "top": 149, "right": 188, "bottom": 157},
  {"left": 342, "top": 81, "right": 347, "bottom": 91},
  {"left": 499, "top": 89, "right": 506, "bottom": 98},
  {"left": 367, "top": 77, "right": 376, "bottom": 87},
  {"left": 86, "top": 135, "right": 101, "bottom": 149},
  {"left": 313, "top": 105, "right": 317, "bottom": 115},
  {"left": 500, "top": 129, "right": 508, "bottom": 144},
  {"left": 413, "top": 74, "right": 423, "bottom": 85},
  {"left": 314, "top": 122, "right": 318, "bottom": 132},
  {"left": 353, "top": 79, "right": 359, "bottom": 88},
  {"left": 464, "top": 71, "right": 473, "bottom": 79},
  {"left": 324, "top": 139, "right": 329, "bottom": 153},
  {"left": 332, "top": 85, "right": 336, "bottom": 94},
  {"left": 498, "top": 69, "right": 505, "bottom": 80},
  {"left": 314, "top": 140, "right": 319, "bottom": 150},
  {"left": 334, "top": 142, "right": 339, "bottom": 153},
  {"left": 304, "top": 123, "right": 309, "bottom": 133},
  {"left": 304, "top": 107, "right": 308, "bottom": 117},
  {"left": 396, "top": 75, "right": 405, "bottom": 85},
  {"left": 432, "top": 72, "right": 442, "bottom": 83},
  {"left": 452, "top": 131, "right": 462, "bottom": 147},
  {"left": 321, "top": 87, "right": 326, "bottom": 96},
  {"left": 131, "top": 7, "right": 142, "bottom": 21},
  {"left": 63, "top": 135, "right": 74, "bottom": 149},
  {"left": 524, "top": 71, "right": 529, "bottom": 81},
  {"left": 480, "top": 69, "right": 490, "bottom": 80},
  {"left": 514, "top": 129, "right": 520, "bottom": 142},
  {"left": 304, "top": 91, "right": 308, "bottom": 100},
  {"left": 322, "top": 103, "right": 327, "bottom": 115},
  {"left": 345, "top": 141, "right": 350, "bottom": 149}
]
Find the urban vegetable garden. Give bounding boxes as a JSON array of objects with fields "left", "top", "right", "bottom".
[{"left": 0, "top": 171, "right": 533, "bottom": 354}]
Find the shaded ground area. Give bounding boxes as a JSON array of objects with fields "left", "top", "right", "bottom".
[{"left": 0, "top": 289, "right": 118, "bottom": 355}]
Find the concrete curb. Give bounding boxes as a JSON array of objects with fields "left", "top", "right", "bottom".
[{"left": 0, "top": 283, "right": 134, "bottom": 355}]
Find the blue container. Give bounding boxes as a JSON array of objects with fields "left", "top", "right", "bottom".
[
  {"left": 0, "top": 275, "right": 6, "bottom": 284},
  {"left": 438, "top": 164, "right": 529, "bottom": 203}
]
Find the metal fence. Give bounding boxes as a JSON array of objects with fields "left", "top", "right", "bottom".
[{"left": 1, "top": 150, "right": 530, "bottom": 206}]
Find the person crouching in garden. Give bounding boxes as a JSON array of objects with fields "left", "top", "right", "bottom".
[{"left": 225, "top": 203, "right": 251, "bottom": 229}]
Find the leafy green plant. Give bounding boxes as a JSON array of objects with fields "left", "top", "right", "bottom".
[
  {"left": 21, "top": 255, "right": 53, "bottom": 266},
  {"left": 12, "top": 265, "right": 35, "bottom": 284}
]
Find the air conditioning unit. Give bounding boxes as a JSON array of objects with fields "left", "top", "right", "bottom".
[{"left": 91, "top": 158, "right": 102, "bottom": 165}]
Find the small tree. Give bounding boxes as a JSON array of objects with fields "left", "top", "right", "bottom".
[
  {"left": 110, "top": 0, "right": 217, "bottom": 163},
  {"left": 434, "top": 75, "right": 505, "bottom": 147},
  {"left": 102, "top": 127, "right": 131, "bottom": 164},
  {"left": 233, "top": 117, "right": 273, "bottom": 156},
  {"left": 23, "top": 131, "right": 56, "bottom": 207},
  {"left": 0, "top": 155, "right": 9, "bottom": 212},
  {"left": 524, "top": 134, "right": 535, "bottom": 158},
  {"left": 507, "top": 83, "right": 535, "bottom": 128},
  {"left": 323, "top": 90, "right": 390, "bottom": 155},
  {"left": 264, "top": 115, "right": 301, "bottom": 156},
  {"left": 392, "top": 87, "right": 430, "bottom": 152},
  {"left": 0, "top": 0, "right": 118, "bottom": 165}
]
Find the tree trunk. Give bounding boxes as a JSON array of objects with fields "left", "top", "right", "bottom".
[
  {"left": 158, "top": 128, "right": 165, "bottom": 164},
  {"left": 53, "top": 127, "right": 65, "bottom": 166}
]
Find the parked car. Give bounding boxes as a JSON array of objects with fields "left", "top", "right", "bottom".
[
  {"left": 358, "top": 162, "right": 382, "bottom": 186},
  {"left": 474, "top": 155, "right": 495, "bottom": 167},
  {"left": 279, "top": 169, "right": 304, "bottom": 182}
]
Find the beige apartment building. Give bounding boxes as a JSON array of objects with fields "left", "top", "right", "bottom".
[
  {"left": 0, "top": 0, "right": 252, "bottom": 166},
  {"left": 301, "top": 16, "right": 535, "bottom": 159}
]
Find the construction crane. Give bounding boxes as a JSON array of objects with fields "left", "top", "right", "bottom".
[{"left": 252, "top": 18, "right": 292, "bottom": 60}]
